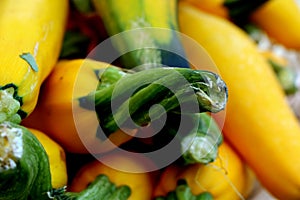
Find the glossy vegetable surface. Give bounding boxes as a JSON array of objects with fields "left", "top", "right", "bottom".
[
  {"left": 0, "top": 121, "right": 52, "bottom": 200},
  {"left": 250, "top": 0, "right": 300, "bottom": 49},
  {"left": 179, "top": 3, "right": 300, "bottom": 199},
  {"left": 0, "top": 121, "right": 131, "bottom": 199},
  {"left": 184, "top": 0, "right": 300, "bottom": 50},
  {"left": 69, "top": 152, "right": 155, "bottom": 200},
  {"left": 23, "top": 58, "right": 228, "bottom": 154},
  {"left": 29, "top": 128, "right": 68, "bottom": 189},
  {"left": 180, "top": 0, "right": 229, "bottom": 18},
  {"left": 0, "top": 0, "right": 68, "bottom": 122},
  {"left": 22, "top": 59, "right": 135, "bottom": 153},
  {"left": 92, "top": 0, "right": 190, "bottom": 70},
  {"left": 154, "top": 142, "right": 255, "bottom": 200}
]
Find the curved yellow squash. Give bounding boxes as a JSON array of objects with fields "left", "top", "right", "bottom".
[
  {"left": 180, "top": 0, "right": 229, "bottom": 18},
  {"left": 0, "top": 0, "right": 68, "bottom": 119},
  {"left": 22, "top": 59, "right": 136, "bottom": 153},
  {"left": 250, "top": 0, "right": 300, "bottom": 49},
  {"left": 179, "top": 2, "right": 300, "bottom": 199},
  {"left": 154, "top": 142, "right": 255, "bottom": 200},
  {"left": 69, "top": 152, "right": 155, "bottom": 200},
  {"left": 29, "top": 128, "right": 68, "bottom": 189}
]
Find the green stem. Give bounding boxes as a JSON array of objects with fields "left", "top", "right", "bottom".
[
  {"left": 59, "top": 30, "right": 90, "bottom": 59},
  {"left": 49, "top": 175, "right": 131, "bottom": 200},
  {"left": 243, "top": 24, "right": 298, "bottom": 95},
  {"left": 96, "top": 65, "right": 128, "bottom": 90},
  {"left": 268, "top": 59, "right": 298, "bottom": 95},
  {"left": 155, "top": 179, "right": 213, "bottom": 200},
  {"left": 180, "top": 113, "right": 222, "bottom": 164},
  {"left": 154, "top": 112, "right": 222, "bottom": 165},
  {"left": 79, "top": 67, "right": 228, "bottom": 135},
  {"left": 71, "top": 0, "right": 95, "bottom": 14}
]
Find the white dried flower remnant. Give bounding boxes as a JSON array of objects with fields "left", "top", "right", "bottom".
[
  {"left": 253, "top": 29, "right": 300, "bottom": 118},
  {"left": 0, "top": 122, "right": 23, "bottom": 171}
]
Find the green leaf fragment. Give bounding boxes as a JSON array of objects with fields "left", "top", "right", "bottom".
[
  {"left": 19, "top": 53, "right": 38, "bottom": 72},
  {"left": 155, "top": 179, "right": 214, "bottom": 200},
  {"left": 59, "top": 31, "right": 90, "bottom": 59},
  {"left": 71, "top": 0, "right": 95, "bottom": 13}
]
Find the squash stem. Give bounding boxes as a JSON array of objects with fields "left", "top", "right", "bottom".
[
  {"left": 180, "top": 113, "right": 222, "bottom": 164},
  {"left": 126, "top": 112, "right": 222, "bottom": 165},
  {"left": 155, "top": 179, "right": 213, "bottom": 200},
  {"left": 268, "top": 59, "right": 298, "bottom": 95},
  {"left": 50, "top": 175, "right": 131, "bottom": 200},
  {"left": 80, "top": 68, "right": 228, "bottom": 136}
]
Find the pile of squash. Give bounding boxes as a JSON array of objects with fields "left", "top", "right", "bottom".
[{"left": 1, "top": 0, "right": 300, "bottom": 199}]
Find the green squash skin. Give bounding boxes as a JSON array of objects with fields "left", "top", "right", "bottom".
[
  {"left": 92, "top": 0, "right": 191, "bottom": 70},
  {"left": 0, "top": 122, "right": 52, "bottom": 200},
  {"left": 0, "top": 122, "right": 131, "bottom": 200}
]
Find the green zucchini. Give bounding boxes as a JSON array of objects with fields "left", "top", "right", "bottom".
[
  {"left": 91, "top": 0, "right": 190, "bottom": 70},
  {"left": 0, "top": 121, "right": 52, "bottom": 200},
  {"left": 0, "top": 121, "right": 131, "bottom": 200}
]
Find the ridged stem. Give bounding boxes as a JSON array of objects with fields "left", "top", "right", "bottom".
[
  {"left": 79, "top": 67, "right": 228, "bottom": 135},
  {"left": 49, "top": 175, "right": 131, "bottom": 200},
  {"left": 155, "top": 179, "right": 213, "bottom": 200}
]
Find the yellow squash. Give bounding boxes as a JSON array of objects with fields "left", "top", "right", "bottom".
[
  {"left": 29, "top": 128, "right": 68, "bottom": 189},
  {"left": 179, "top": 3, "right": 300, "bottom": 199},
  {"left": 69, "top": 152, "right": 156, "bottom": 200},
  {"left": 22, "top": 59, "right": 137, "bottom": 153},
  {"left": 154, "top": 142, "right": 255, "bottom": 200},
  {"left": 179, "top": 0, "right": 229, "bottom": 18},
  {"left": 0, "top": 0, "right": 68, "bottom": 122},
  {"left": 250, "top": 0, "right": 300, "bottom": 49},
  {"left": 181, "top": 0, "right": 300, "bottom": 50}
]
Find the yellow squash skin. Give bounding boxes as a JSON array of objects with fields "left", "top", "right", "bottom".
[
  {"left": 250, "top": 0, "right": 300, "bottom": 49},
  {"left": 22, "top": 59, "right": 136, "bottom": 153},
  {"left": 0, "top": 0, "right": 68, "bottom": 118},
  {"left": 69, "top": 152, "right": 156, "bottom": 200},
  {"left": 93, "top": 0, "right": 178, "bottom": 45},
  {"left": 154, "top": 142, "right": 255, "bottom": 200},
  {"left": 179, "top": 0, "right": 229, "bottom": 19},
  {"left": 179, "top": 3, "right": 300, "bottom": 199},
  {"left": 29, "top": 128, "right": 68, "bottom": 189}
]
